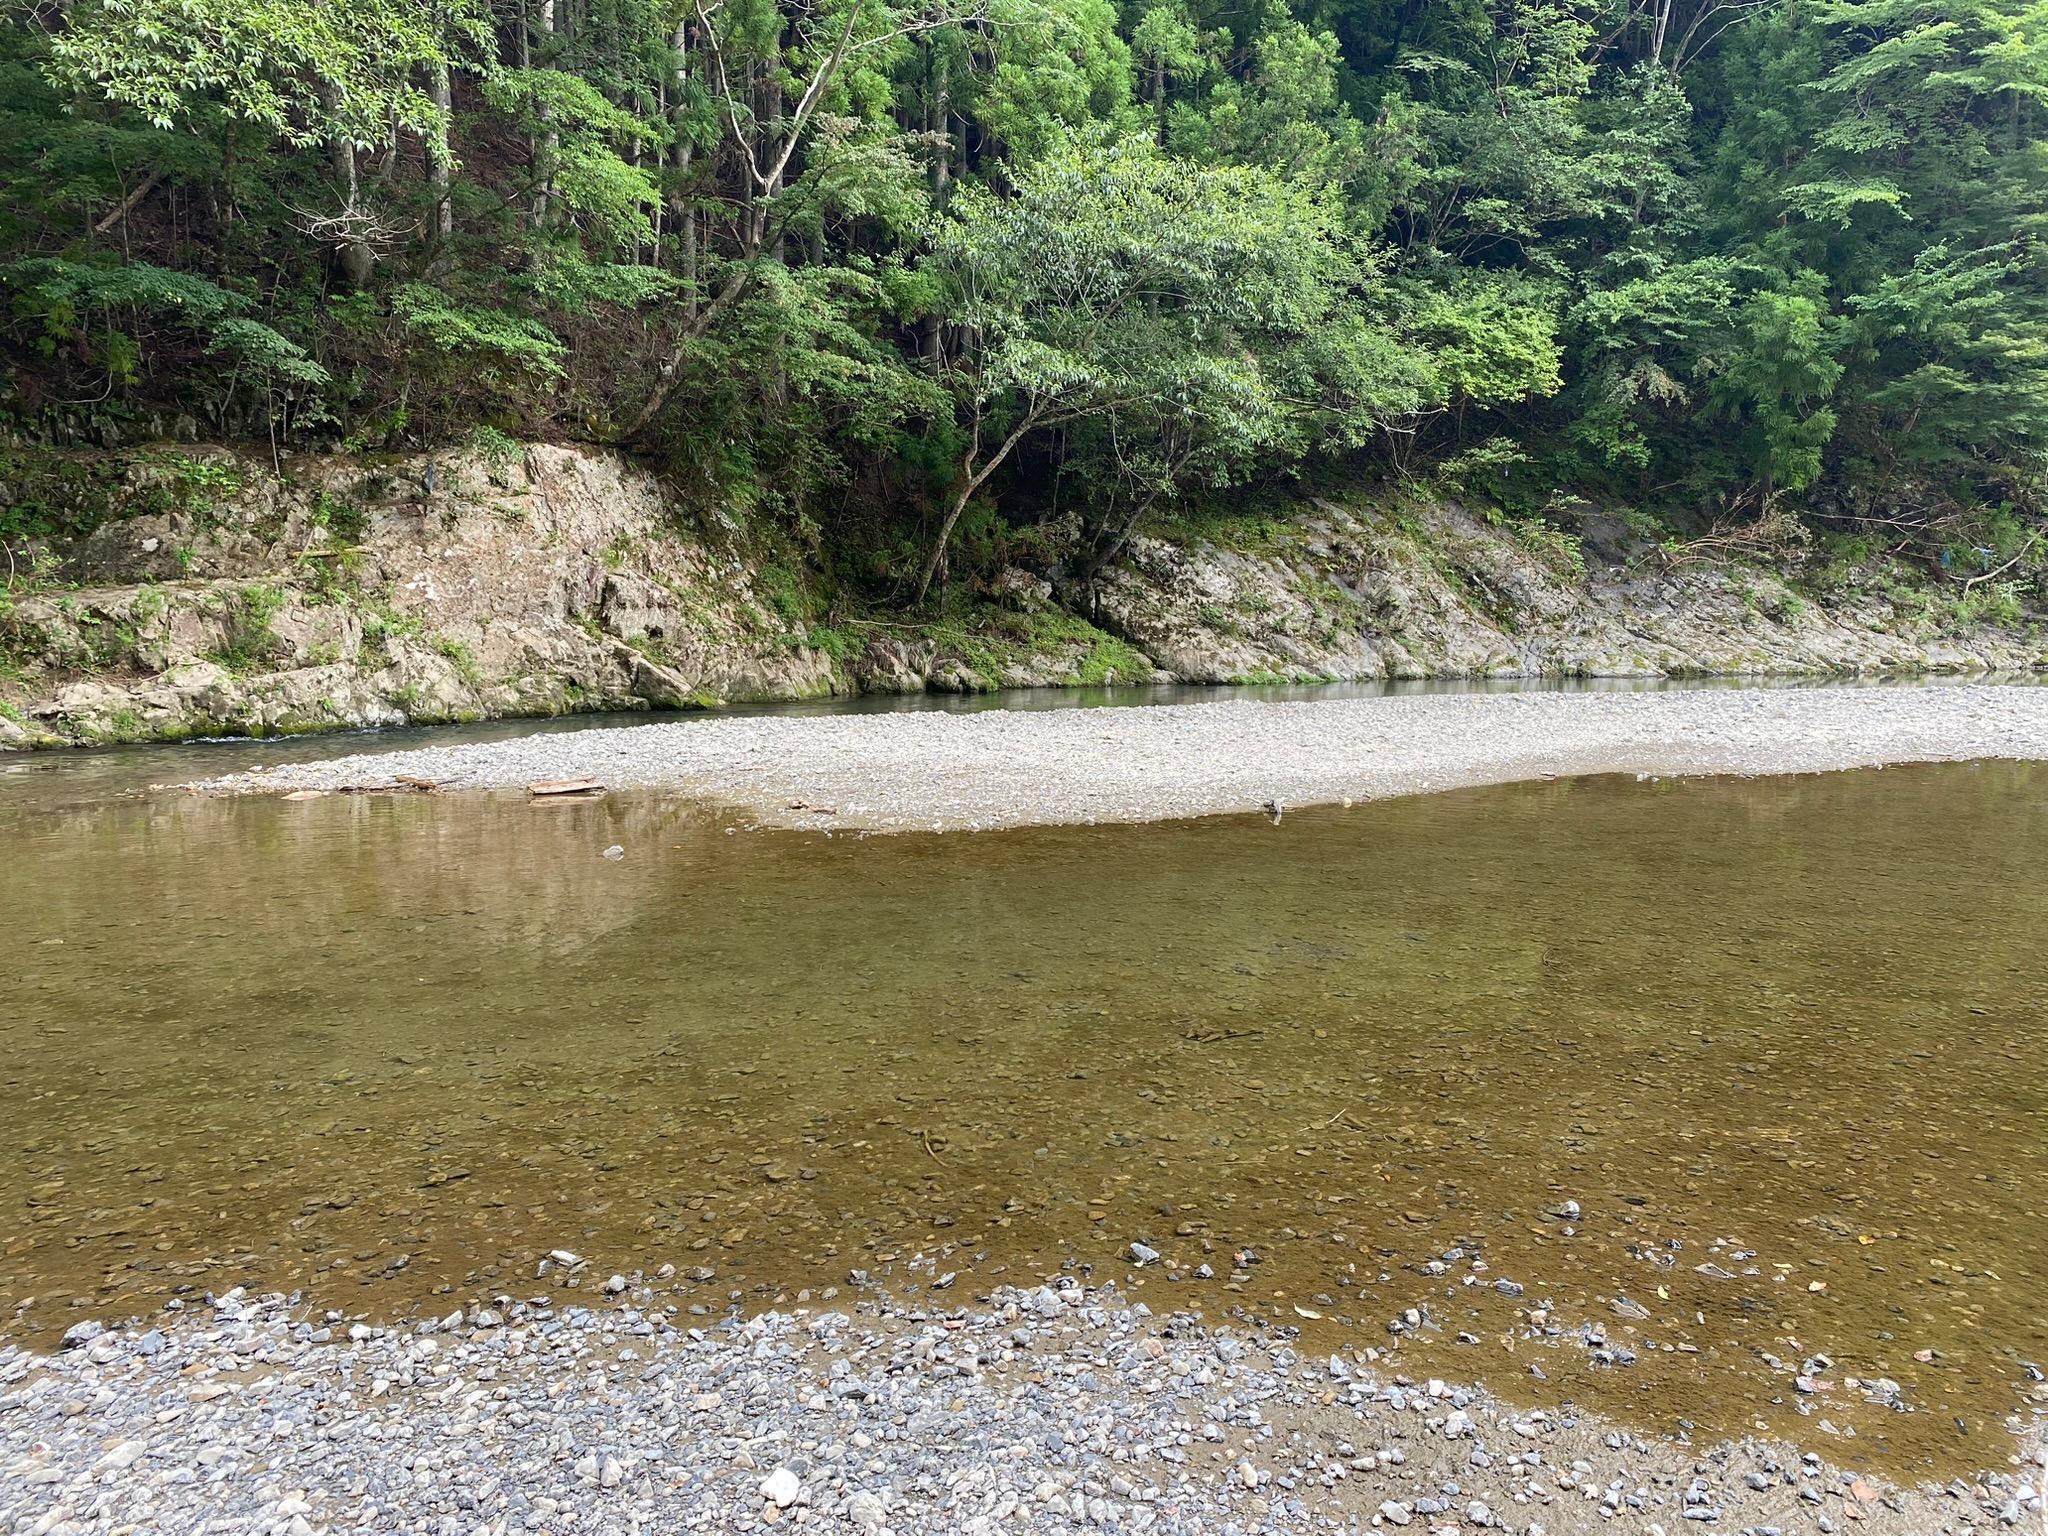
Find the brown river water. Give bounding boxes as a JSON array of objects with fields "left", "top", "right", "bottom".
[{"left": 2, "top": 727, "right": 2043, "bottom": 1479}]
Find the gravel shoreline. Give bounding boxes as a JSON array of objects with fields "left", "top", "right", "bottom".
[
  {"left": 5, "top": 1279, "right": 2042, "bottom": 1536},
  {"left": 191, "top": 684, "right": 2048, "bottom": 829}
]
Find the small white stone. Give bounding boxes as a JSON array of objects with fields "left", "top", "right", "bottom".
[{"left": 97, "top": 1440, "right": 147, "bottom": 1472}]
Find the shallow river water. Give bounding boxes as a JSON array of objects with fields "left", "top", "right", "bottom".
[{"left": 2, "top": 736, "right": 2043, "bottom": 1479}]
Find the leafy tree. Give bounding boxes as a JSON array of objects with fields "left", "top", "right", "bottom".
[
  {"left": 917, "top": 131, "right": 1429, "bottom": 598},
  {"left": 0, "top": 0, "right": 2044, "bottom": 601},
  {"left": 1172, "top": 19, "right": 1372, "bottom": 209},
  {"left": 1707, "top": 284, "right": 1845, "bottom": 496},
  {"left": 38, "top": 0, "right": 479, "bottom": 147},
  {"left": 618, "top": 0, "right": 966, "bottom": 440},
  {"left": 1130, "top": 3, "right": 1214, "bottom": 134}
]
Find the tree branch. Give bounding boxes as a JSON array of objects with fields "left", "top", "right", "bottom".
[{"left": 93, "top": 170, "right": 165, "bottom": 236}]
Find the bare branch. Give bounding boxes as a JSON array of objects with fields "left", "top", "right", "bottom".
[{"left": 93, "top": 171, "right": 164, "bottom": 235}]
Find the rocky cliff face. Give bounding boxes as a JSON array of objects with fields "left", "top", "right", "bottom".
[
  {"left": 1, "top": 444, "right": 846, "bottom": 748},
  {"left": 1097, "top": 497, "right": 2045, "bottom": 682},
  {"left": 2, "top": 445, "right": 2040, "bottom": 748}
]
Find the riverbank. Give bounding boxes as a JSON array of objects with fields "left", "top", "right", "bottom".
[
  {"left": 6, "top": 443, "right": 2045, "bottom": 750},
  {"left": 197, "top": 683, "right": 2048, "bottom": 830},
  {"left": 4, "top": 1282, "right": 2039, "bottom": 1536}
]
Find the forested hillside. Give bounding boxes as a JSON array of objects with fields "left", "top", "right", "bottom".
[{"left": 3, "top": 0, "right": 2045, "bottom": 608}]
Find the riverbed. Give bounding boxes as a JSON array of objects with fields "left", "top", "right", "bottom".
[
  {"left": 195, "top": 683, "right": 2048, "bottom": 830},
  {"left": 5, "top": 732, "right": 2046, "bottom": 1494}
]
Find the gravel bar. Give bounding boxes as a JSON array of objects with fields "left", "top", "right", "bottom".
[
  {"left": 6, "top": 1281, "right": 2042, "bottom": 1536},
  {"left": 196, "top": 684, "right": 2048, "bottom": 829}
]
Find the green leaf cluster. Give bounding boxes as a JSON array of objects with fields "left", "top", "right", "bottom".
[{"left": 0, "top": 0, "right": 2043, "bottom": 599}]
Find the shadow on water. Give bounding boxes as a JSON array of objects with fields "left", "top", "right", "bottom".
[{"left": 2, "top": 757, "right": 2044, "bottom": 1477}]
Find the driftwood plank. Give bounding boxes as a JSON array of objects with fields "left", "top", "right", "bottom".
[{"left": 528, "top": 778, "right": 606, "bottom": 797}]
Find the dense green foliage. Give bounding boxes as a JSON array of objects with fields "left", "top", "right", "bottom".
[{"left": 3, "top": 0, "right": 2046, "bottom": 597}]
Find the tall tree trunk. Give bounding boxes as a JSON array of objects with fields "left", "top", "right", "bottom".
[
  {"left": 762, "top": 53, "right": 787, "bottom": 265},
  {"left": 377, "top": 108, "right": 400, "bottom": 179},
  {"left": 931, "top": 47, "right": 951, "bottom": 199},
  {"left": 681, "top": 203, "right": 699, "bottom": 320},
  {"left": 919, "top": 45, "right": 950, "bottom": 367},
  {"left": 915, "top": 406, "right": 1044, "bottom": 604},
  {"left": 428, "top": 64, "right": 454, "bottom": 261},
  {"left": 321, "top": 85, "right": 375, "bottom": 287},
  {"left": 532, "top": 0, "right": 557, "bottom": 227},
  {"left": 740, "top": 58, "right": 759, "bottom": 253},
  {"left": 652, "top": 68, "right": 666, "bottom": 261},
  {"left": 670, "top": 18, "right": 699, "bottom": 318}
]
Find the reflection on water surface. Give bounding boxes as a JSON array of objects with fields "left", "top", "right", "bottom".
[{"left": 3, "top": 759, "right": 2043, "bottom": 1476}]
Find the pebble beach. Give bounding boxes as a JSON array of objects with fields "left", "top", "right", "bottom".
[
  {"left": 195, "top": 685, "right": 2048, "bottom": 830},
  {"left": 6, "top": 1278, "right": 2043, "bottom": 1536}
]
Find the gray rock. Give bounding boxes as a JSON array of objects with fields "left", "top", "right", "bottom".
[{"left": 0, "top": 1278, "right": 1986, "bottom": 1536}]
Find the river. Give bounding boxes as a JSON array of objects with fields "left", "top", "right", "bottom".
[{"left": 2, "top": 697, "right": 2043, "bottom": 1480}]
